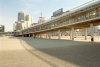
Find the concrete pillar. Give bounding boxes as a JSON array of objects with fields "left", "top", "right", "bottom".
[
  {"left": 84, "top": 28, "right": 87, "bottom": 40},
  {"left": 26, "top": 34, "right": 27, "bottom": 37},
  {"left": 32, "top": 34, "right": 33, "bottom": 37},
  {"left": 58, "top": 30, "right": 61, "bottom": 39},
  {"left": 30, "top": 34, "right": 32, "bottom": 37},
  {"left": 72, "top": 27, "right": 74, "bottom": 40},
  {"left": 25, "top": 34, "right": 26, "bottom": 37},
  {"left": 27, "top": 34, "right": 28, "bottom": 37},
  {"left": 31, "top": 34, "right": 33, "bottom": 37},
  {"left": 33, "top": 34, "right": 36, "bottom": 38},
  {"left": 46, "top": 34, "right": 48, "bottom": 39},
  {"left": 70, "top": 30, "right": 72, "bottom": 39},
  {"left": 32, "top": 34, "right": 34, "bottom": 37},
  {"left": 48, "top": 32, "right": 51, "bottom": 39},
  {"left": 24, "top": 34, "right": 25, "bottom": 37},
  {"left": 90, "top": 24, "right": 94, "bottom": 41},
  {"left": 40, "top": 34, "right": 42, "bottom": 38},
  {"left": 29, "top": 34, "right": 30, "bottom": 37}
]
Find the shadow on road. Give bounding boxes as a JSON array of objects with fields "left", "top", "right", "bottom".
[{"left": 9, "top": 37, "right": 100, "bottom": 67}]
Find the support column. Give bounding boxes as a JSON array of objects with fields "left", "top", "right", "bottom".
[
  {"left": 58, "top": 30, "right": 61, "bottom": 39},
  {"left": 84, "top": 28, "right": 87, "bottom": 40},
  {"left": 31, "top": 34, "right": 32, "bottom": 37},
  {"left": 90, "top": 24, "right": 94, "bottom": 41},
  {"left": 70, "top": 30, "right": 72, "bottom": 39},
  {"left": 30, "top": 34, "right": 32, "bottom": 37},
  {"left": 40, "top": 34, "right": 42, "bottom": 38},
  {"left": 46, "top": 34, "right": 48, "bottom": 39},
  {"left": 33, "top": 34, "right": 36, "bottom": 38},
  {"left": 29, "top": 34, "right": 30, "bottom": 37},
  {"left": 72, "top": 27, "right": 74, "bottom": 40},
  {"left": 33, "top": 34, "right": 34, "bottom": 37},
  {"left": 32, "top": 34, "right": 34, "bottom": 37},
  {"left": 48, "top": 32, "right": 51, "bottom": 39},
  {"left": 25, "top": 34, "right": 26, "bottom": 37}
]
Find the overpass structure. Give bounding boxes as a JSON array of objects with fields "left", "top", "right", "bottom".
[
  {"left": 0, "top": 31, "right": 20, "bottom": 36},
  {"left": 21, "top": 0, "right": 100, "bottom": 41},
  {"left": 1, "top": 0, "right": 100, "bottom": 41}
]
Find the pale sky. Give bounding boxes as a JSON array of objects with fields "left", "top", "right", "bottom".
[{"left": 0, "top": 0, "right": 91, "bottom": 32}]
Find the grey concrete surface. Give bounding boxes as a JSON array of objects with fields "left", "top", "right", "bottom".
[{"left": 0, "top": 36, "right": 100, "bottom": 67}]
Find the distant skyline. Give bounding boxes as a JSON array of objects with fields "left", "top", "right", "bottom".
[{"left": 0, "top": 0, "right": 92, "bottom": 31}]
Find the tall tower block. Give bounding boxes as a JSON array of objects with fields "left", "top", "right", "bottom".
[{"left": 18, "top": 11, "right": 24, "bottom": 21}]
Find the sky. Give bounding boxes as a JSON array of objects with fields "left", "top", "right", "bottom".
[{"left": 0, "top": 0, "right": 92, "bottom": 32}]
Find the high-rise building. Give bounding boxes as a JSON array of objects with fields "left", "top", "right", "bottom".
[
  {"left": 25, "top": 15, "right": 30, "bottom": 21},
  {"left": 18, "top": 11, "right": 24, "bottom": 21},
  {"left": 0, "top": 24, "right": 5, "bottom": 32},
  {"left": 13, "top": 21, "right": 21, "bottom": 31},
  {"left": 13, "top": 11, "right": 34, "bottom": 31},
  {"left": 25, "top": 15, "right": 33, "bottom": 27}
]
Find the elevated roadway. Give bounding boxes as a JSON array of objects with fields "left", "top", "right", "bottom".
[
  {"left": 21, "top": 0, "right": 100, "bottom": 41},
  {"left": 9, "top": 0, "right": 100, "bottom": 41}
]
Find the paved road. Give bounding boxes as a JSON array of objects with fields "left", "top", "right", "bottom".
[{"left": 0, "top": 36, "right": 100, "bottom": 67}]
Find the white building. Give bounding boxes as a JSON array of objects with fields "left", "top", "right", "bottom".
[
  {"left": 13, "top": 11, "right": 34, "bottom": 31},
  {"left": 13, "top": 22, "right": 17, "bottom": 31},
  {"left": 25, "top": 15, "right": 33, "bottom": 27}
]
